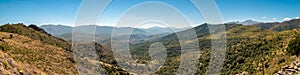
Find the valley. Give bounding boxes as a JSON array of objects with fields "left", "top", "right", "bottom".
[{"left": 0, "top": 19, "right": 300, "bottom": 74}]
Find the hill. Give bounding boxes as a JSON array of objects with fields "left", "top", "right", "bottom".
[
  {"left": 40, "top": 25, "right": 151, "bottom": 36},
  {"left": 40, "top": 25, "right": 73, "bottom": 36},
  {"left": 40, "top": 25, "right": 182, "bottom": 44},
  {"left": 255, "top": 19, "right": 300, "bottom": 31},
  {"left": 40, "top": 25, "right": 186, "bottom": 36},
  {"left": 72, "top": 41, "right": 132, "bottom": 74},
  {"left": 140, "top": 26, "right": 188, "bottom": 35},
  {"left": 4, "top": 18, "right": 300, "bottom": 74},
  {"left": 0, "top": 23, "right": 132, "bottom": 74},
  {"left": 0, "top": 23, "right": 71, "bottom": 51},
  {"left": 0, "top": 31, "right": 76, "bottom": 74},
  {"left": 129, "top": 19, "right": 300, "bottom": 74},
  {"left": 41, "top": 25, "right": 155, "bottom": 44}
]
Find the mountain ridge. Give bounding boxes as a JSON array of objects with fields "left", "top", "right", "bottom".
[{"left": 129, "top": 19, "right": 300, "bottom": 74}]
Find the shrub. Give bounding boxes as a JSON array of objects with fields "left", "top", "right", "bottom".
[{"left": 287, "top": 36, "right": 300, "bottom": 55}]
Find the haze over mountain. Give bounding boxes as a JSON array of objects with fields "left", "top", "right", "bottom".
[
  {"left": 40, "top": 25, "right": 72, "bottom": 36},
  {"left": 41, "top": 25, "right": 147, "bottom": 36},
  {"left": 226, "top": 20, "right": 262, "bottom": 25},
  {"left": 2, "top": 19, "right": 300, "bottom": 74},
  {"left": 3, "top": 0, "right": 300, "bottom": 74},
  {"left": 254, "top": 19, "right": 300, "bottom": 31},
  {"left": 140, "top": 26, "right": 189, "bottom": 35},
  {"left": 40, "top": 25, "right": 187, "bottom": 45},
  {"left": 40, "top": 25, "right": 186, "bottom": 36}
]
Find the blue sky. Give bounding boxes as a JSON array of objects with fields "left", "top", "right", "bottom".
[{"left": 1, "top": 0, "right": 300, "bottom": 27}]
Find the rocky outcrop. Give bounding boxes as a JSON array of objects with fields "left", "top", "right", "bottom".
[{"left": 276, "top": 60, "right": 300, "bottom": 75}]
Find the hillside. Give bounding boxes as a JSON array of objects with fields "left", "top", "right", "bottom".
[
  {"left": 0, "top": 31, "right": 77, "bottom": 74},
  {"left": 3, "top": 19, "right": 300, "bottom": 74},
  {"left": 255, "top": 19, "right": 300, "bottom": 31},
  {"left": 72, "top": 41, "right": 131, "bottom": 75},
  {"left": 0, "top": 23, "right": 71, "bottom": 51},
  {"left": 129, "top": 19, "right": 300, "bottom": 74},
  {"left": 0, "top": 23, "right": 131, "bottom": 74},
  {"left": 0, "top": 23, "right": 78, "bottom": 74}
]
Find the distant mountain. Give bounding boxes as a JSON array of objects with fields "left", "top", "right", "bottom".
[
  {"left": 141, "top": 26, "right": 188, "bottom": 35},
  {"left": 40, "top": 25, "right": 181, "bottom": 44},
  {"left": 3, "top": 19, "right": 300, "bottom": 74},
  {"left": 40, "top": 25, "right": 151, "bottom": 36},
  {"left": 227, "top": 20, "right": 261, "bottom": 25},
  {"left": 40, "top": 25, "right": 72, "bottom": 36},
  {"left": 226, "top": 19, "right": 300, "bottom": 31},
  {"left": 254, "top": 19, "right": 300, "bottom": 31},
  {"left": 40, "top": 25, "right": 186, "bottom": 36},
  {"left": 40, "top": 25, "right": 150, "bottom": 43}
]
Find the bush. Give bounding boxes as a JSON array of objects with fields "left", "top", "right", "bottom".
[{"left": 287, "top": 36, "right": 300, "bottom": 55}]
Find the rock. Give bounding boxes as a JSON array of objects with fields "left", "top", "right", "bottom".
[
  {"left": 297, "top": 68, "right": 300, "bottom": 71},
  {"left": 241, "top": 71, "right": 248, "bottom": 75},
  {"left": 293, "top": 61, "right": 297, "bottom": 64},
  {"left": 19, "top": 69, "right": 24, "bottom": 75},
  {"left": 294, "top": 66, "right": 298, "bottom": 69},
  {"left": 277, "top": 70, "right": 283, "bottom": 74},
  {"left": 7, "top": 58, "right": 16, "bottom": 67},
  {"left": 288, "top": 64, "right": 294, "bottom": 69},
  {"left": 281, "top": 72, "right": 287, "bottom": 75},
  {"left": 277, "top": 60, "right": 300, "bottom": 75},
  {"left": 282, "top": 65, "right": 289, "bottom": 69}
]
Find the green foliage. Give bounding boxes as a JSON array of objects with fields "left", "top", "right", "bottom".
[
  {"left": 0, "top": 43, "right": 10, "bottom": 51},
  {"left": 287, "top": 36, "right": 300, "bottom": 55},
  {"left": 130, "top": 24, "right": 300, "bottom": 74}
]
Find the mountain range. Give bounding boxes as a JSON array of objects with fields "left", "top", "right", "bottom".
[
  {"left": 129, "top": 19, "right": 300, "bottom": 74},
  {"left": 40, "top": 25, "right": 185, "bottom": 36},
  {"left": 226, "top": 20, "right": 262, "bottom": 25},
  {"left": 1, "top": 19, "right": 300, "bottom": 74},
  {"left": 40, "top": 25, "right": 186, "bottom": 44}
]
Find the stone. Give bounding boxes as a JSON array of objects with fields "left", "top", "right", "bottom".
[
  {"left": 294, "top": 66, "right": 298, "bottom": 69},
  {"left": 297, "top": 68, "right": 300, "bottom": 71}
]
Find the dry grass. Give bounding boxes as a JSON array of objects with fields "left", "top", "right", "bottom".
[{"left": 0, "top": 32, "right": 77, "bottom": 74}]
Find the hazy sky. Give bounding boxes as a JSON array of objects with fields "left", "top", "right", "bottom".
[{"left": 1, "top": 0, "right": 300, "bottom": 27}]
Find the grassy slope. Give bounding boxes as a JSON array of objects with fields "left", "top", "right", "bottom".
[
  {"left": 0, "top": 23, "right": 71, "bottom": 51},
  {"left": 0, "top": 23, "right": 135, "bottom": 74},
  {"left": 0, "top": 32, "right": 77, "bottom": 74}
]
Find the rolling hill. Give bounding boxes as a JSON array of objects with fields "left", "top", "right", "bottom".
[
  {"left": 40, "top": 25, "right": 184, "bottom": 44},
  {"left": 0, "top": 23, "right": 76, "bottom": 74},
  {"left": 129, "top": 19, "right": 300, "bottom": 74},
  {"left": 2, "top": 19, "right": 300, "bottom": 74},
  {"left": 0, "top": 23, "right": 132, "bottom": 74}
]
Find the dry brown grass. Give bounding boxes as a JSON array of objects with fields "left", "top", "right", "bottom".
[{"left": 0, "top": 32, "right": 77, "bottom": 75}]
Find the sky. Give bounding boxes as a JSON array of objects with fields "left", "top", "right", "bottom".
[{"left": 1, "top": 0, "right": 300, "bottom": 27}]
